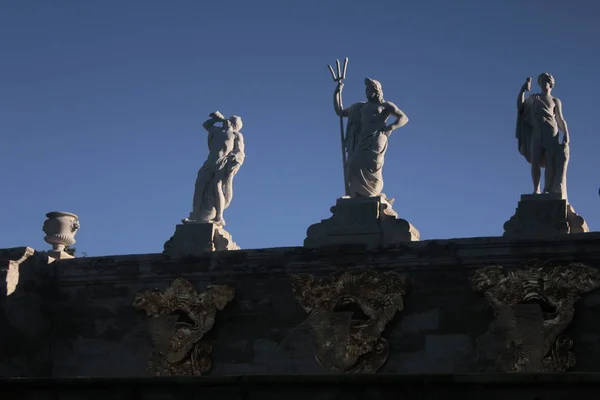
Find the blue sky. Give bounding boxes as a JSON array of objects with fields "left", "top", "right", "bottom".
[{"left": 1, "top": 0, "right": 599, "bottom": 256}]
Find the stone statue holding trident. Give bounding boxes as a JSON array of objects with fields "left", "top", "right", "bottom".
[
  {"left": 329, "top": 58, "right": 409, "bottom": 198},
  {"left": 304, "top": 61, "right": 419, "bottom": 247}
]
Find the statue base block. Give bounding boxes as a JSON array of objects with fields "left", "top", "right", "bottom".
[
  {"left": 503, "top": 193, "right": 589, "bottom": 238},
  {"left": 304, "top": 195, "right": 420, "bottom": 249},
  {"left": 46, "top": 250, "right": 74, "bottom": 260},
  {"left": 164, "top": 222, "right": 240, "bottom": 257}
]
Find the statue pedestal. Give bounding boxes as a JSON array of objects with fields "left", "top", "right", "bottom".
[
  {"left": 503, "top": 193, "right": 589, "bottom": 238},
  {"left": 304, "top": 195, "right": 419, "bottom": 249},
  {"left": 46, "top": 250, "right": 74, "bottom": 260},
  {"left": 164, "top": 222, "right": 240, "bottom": 257}
]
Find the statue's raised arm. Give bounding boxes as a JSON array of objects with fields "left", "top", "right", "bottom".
[
  {"left": 333, "top": 82, "right": 350, "bottom": 118},
  {"left": 517, "top": 77, "right": 532, "bottom": 111},
  {"left": 203, "top": 111, "right": 226, "bottom": 131}
]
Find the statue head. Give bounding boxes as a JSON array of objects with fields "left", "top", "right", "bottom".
[
  {"left": 365, "top": 78, "right": 384, "bottom": 103},
  {"left": 537, "top": 73, "right": 555, "bottom": 91},
  {"left": 226, "top": 115, "right": 243, "bottom": 131}
]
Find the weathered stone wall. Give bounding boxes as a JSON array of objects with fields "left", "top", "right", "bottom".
[
  {"left": 0, "top": 247, "right": 55, "bottom": 377},
  {"left": 2, "top": 233, "right": 600, "bottom": 378}
]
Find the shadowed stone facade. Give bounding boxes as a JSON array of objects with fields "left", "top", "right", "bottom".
[
  {"left": 0, "top": 233, "right": 600, "bottom": 378},
  {"left": 3, "top": 233, "right": 600, "bottom": 381}
]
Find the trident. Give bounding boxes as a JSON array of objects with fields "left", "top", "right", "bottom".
[{"left": 328, "top": 57, "right": 349, "bottom": 196}]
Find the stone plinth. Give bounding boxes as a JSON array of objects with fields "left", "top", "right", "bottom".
[
  {"left": 504, "top": 194, "right": 589, "bottom": 238},
  {"left": 163, "top": 222, "right": 239, "bottom": 257},
  {"left": 45, "top": 250, "right": 74, "bottom": 260},
  {"left": 304, "top": 196, "right": 419, "bottom": 248}
]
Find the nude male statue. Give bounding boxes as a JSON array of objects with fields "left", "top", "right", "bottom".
[
  {"left": 516, "top": 73, "right": 570, "bottom": 198},
  {"left": 183, "top": 111, "right": 245, "bottom": 226}
]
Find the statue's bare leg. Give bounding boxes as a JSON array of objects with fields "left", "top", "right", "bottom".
[
  {"left": 212, "top": 180, "right": 226, "bottom": 226},
  {"left": 530, "top": 143, "right": 543, "bottom": 194},
  {"left": 223, "top": 164, "right": 240, "bottom": 209},
  {"left": 211, "top": 167, "right": 228, "bottom": 226},
  {"left": 223, "top": 178, "right": 233, "bottom": 209}
]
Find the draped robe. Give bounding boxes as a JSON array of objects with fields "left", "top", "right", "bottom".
[
  {"left": 344, "top": 102, "right": 389, "bottom": 197},
  {"left": 516, "top": 94, "right": 569, "bottom": 199}
]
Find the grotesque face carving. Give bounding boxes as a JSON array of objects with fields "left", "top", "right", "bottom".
[
  {"left": 470, "top": 262, "right": 600, "bottom": 372},
  {"left": 292, "top": 269, "right": 408, "bottom": 373},
  {"left": 133, "top": 278, "right": 235, "bottom": 376}
]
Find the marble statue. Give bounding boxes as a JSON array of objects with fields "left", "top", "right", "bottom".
[
  {"left": 304, "top": 60, "right": 419, "bottom": 248},
  {"left": 516, "top": 73, "right": 570, "bottom": 199},
  {"left": 334, "top": 78, "right": 409, "bottom": 198},
  {"left": 183, "top": 111, "right": 245, "bottom": 226},
  {"left": 505, "top": 73, "right": 588, "bottom": 237}
]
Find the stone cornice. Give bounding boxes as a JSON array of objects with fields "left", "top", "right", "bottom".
[{"left": 31, "top": 232, "right": 600, "bottom": 286}]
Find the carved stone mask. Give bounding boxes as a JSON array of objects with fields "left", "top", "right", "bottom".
[
  {"left": 133, "top": 278, "right": 235, "bottom": 376},
  {"left": 292, "top": 270, "right": 408, "bottom": 373},
  {"left": 470, "top": 262, "right": 600, "bottom": 372}
]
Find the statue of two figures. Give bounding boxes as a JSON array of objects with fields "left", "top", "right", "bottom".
[
  {"left": 163, "top": 111, "right": 243, "bottom": 257},
  {"left": 183, "top": 111, "right": 245, "bottom": 226},
  {"left": 506, "top": 73, "right": 588, "bottom": 236}
]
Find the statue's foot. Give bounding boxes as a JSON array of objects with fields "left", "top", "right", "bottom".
[
  {"left": 212, "top": 218, "right": 226, "bottom": 227},
  {"left": 181, "top": 218, "right": 192, "bottom": 224},
  {"left": 378, "top": 193, "right": 395, "bottom": 205}
]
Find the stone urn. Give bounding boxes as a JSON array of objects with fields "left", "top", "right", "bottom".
[{"left": 43, "top": 211, "right": 80, "bottom": 254}]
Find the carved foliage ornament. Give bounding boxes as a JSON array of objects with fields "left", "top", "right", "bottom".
[
  {"left": 292, "top": 269, "right": 408, "bottom": 373},
  {"left": 470, "top": 262, "right": 600, "bottom": 372},
  {"left": 132, "top": 278, "right": 234, "bottom": 376}
]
